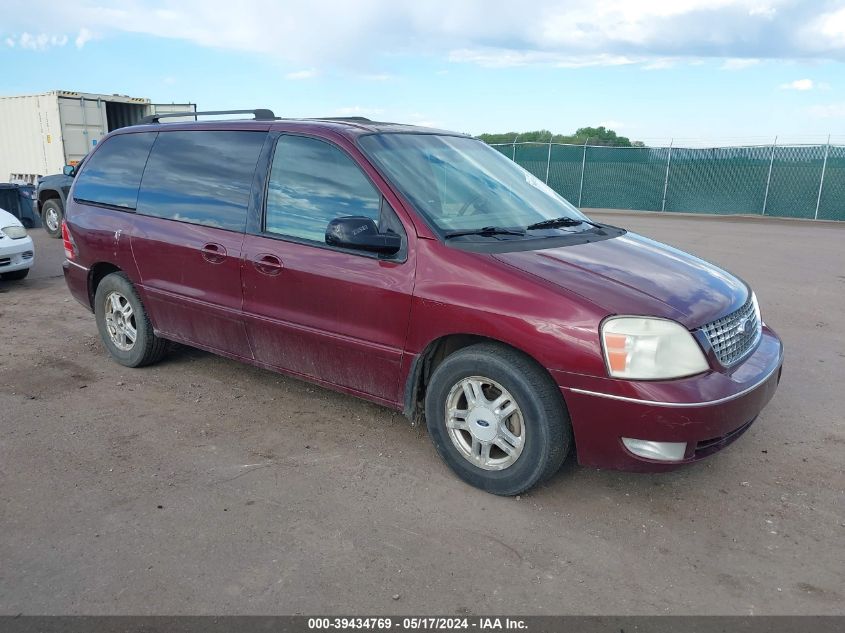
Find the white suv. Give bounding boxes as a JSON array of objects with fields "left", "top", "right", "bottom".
[{"left": 0, "top": 207, "right": 35, "bottom": 281}]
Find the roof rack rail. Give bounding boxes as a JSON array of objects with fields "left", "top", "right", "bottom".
[
  {"left": 312, "top": 116, "right": 373, "bottom": 122},
  {"left": 139, "top": 109, "right": 277, "bottom": 124}
]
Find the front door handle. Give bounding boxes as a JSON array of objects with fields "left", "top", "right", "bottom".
[
  {"left": 253, "top": 253, "right": 283, "bottom": 276},
  {"left": 201, "top": 242, "right": 227, "bottom": 264}
]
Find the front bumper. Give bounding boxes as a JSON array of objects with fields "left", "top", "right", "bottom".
[
  {"left": 0, "top": 237, "right": 35, "bottom": 273},
  {"left": 552, "top": 325, "right": 784, "bottom": 471}
]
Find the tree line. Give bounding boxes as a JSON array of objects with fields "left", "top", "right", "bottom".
[{"left": 477, "top": 126, "right": 643, "bottom": 147}]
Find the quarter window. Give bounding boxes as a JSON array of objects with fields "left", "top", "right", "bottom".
[
  {"left": 73, "top": 132, "right": 157, "bottom": 209},
  {"left": 265, "top": 135, "right": 381, "bottom": 243},
  {"left": 136, "top": 131, "right": 265, "bottom": 232}
]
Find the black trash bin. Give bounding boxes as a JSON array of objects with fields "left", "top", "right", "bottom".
[{"left": 0, "top": 183, "right": 41, "bottom": 229}]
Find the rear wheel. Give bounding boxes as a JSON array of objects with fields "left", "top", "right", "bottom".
[
  {"left": 0, "top": 269, "right": 29, "bottom": 281},
  {"left": 42, "top": 199, "right": 63, "bottom": 238},
  {"left": 425, "top": 342, "right": 571, "bottom": 496},
  {"left": 94, "top": 272, "right": 168, "bottom": 367}
]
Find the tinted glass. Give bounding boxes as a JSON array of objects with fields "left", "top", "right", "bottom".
[
  {"left": 265, "top": 135, "right": 380, "bottom": 243},
  {"left": 358, "top": 134, "right": 588, "bottom": 233},
  {"left": 136, "top": 131, "right": 265, "bottom": 231},
  {"left": 74, "top": 132, "right": 157, "bottom": 209}
]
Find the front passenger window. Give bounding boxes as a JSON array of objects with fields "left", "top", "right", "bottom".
[{"left": 265, "top": 135, "right": 381, "bottom": 243}]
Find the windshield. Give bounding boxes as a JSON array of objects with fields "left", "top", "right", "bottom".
[{"left": 358, "top": 133, "right": 588, "bottom": 235}]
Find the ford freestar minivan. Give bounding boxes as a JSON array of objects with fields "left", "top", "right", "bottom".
[{"left": 62, "top": 109, "right": 783, "bottom": 495}]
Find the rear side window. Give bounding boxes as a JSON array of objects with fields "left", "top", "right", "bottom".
[
  {"left": 136, "top": 131, "right": 265, "bottom": 232},
  {"left": 73, "top": 132, "right": 157, "bottom": 209},
  {"left": 265, "top": 135, "right": 381, "bottom": 243}
]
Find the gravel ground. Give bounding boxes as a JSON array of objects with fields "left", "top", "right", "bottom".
[{"left": 0, "top": 212, "right": 843, "bottom": 615}]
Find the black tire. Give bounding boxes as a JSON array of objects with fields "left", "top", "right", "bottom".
[
  {"left": 94, "top": 272, "right": 168, "bottom": 368},
  {"left": 41, "top": 199, "right": 63, "bottom": 238},
  {"left": 0, "top": 268, "right": 29, "bottom": 281},
  {"left": 425, "top": 342, "right": 572, "bottom": 496}
]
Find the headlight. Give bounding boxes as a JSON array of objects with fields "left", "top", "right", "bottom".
[
  {"left": 1, "top": 225, "right": 27, "bottom": 239},
  {"left": 601, "top": 316, "right": 709, "bottom": 380}
]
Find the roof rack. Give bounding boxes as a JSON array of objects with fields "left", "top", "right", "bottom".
[
  {"left": 312, "top": 117, "right": 373, "bottom": 122},
  {"left": 139, "top": 109, "right": 277, "bottom": 124}
]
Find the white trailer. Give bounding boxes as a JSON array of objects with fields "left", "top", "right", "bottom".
[{"left": 0, "top": 91, "right": 196, "bottom": 183}]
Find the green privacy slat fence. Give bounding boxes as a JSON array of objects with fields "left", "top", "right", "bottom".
[
  {"left": 582, "top": 146, "right": 670, "bottom": 211},
  {"left": 490, "top": 142, "right": 845, "bottom": 221},
  {"left": 818, "top": 145, "right": 845, "bottom": 221}
]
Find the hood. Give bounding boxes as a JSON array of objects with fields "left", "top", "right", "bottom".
[
  {"left": 493, "top": 232, "right": 748, "bottom": 328},
  {"left": 37, "top": 174, "right": 74, "bottom": 190},
  {"left": 0, "top": 208, "right": 23, "bottom": 227}
]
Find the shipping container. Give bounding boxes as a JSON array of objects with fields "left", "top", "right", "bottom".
[{"left": 0, "top": 91, "right": 196, "bottom": 183}]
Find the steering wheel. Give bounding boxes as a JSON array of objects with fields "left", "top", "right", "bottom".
[{"left": 457, "top": 190, "right": 490, "bottom": 216}]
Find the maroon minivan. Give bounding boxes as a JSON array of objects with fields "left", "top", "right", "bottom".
[{"left": 62, "top": 110, "right": 783, "bottom": 495}]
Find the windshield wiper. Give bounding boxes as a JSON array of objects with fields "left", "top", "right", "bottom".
[
  {"left": 444, "top": 226, "right": 526, "bottom": 239},
  {"left": 525, "top": 217, "right": 588, "bottom": 230}
]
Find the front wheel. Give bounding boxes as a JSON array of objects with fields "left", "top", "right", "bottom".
[
  {"left": 41, "top": 199, "right": 63, "bottom": 238},
  {"left": 94, "top": 272, "right": 168, "bottom": 367},
  {"left": 425, "top": 343, "right": 572, "bottom": 496}
]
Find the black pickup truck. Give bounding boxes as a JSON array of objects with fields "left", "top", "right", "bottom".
[{"left": 36, "top": 166, "right": 78, "bottom": 238}]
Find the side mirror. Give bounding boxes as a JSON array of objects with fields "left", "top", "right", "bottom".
[
  {"left": 62, "top": 165, "right": 76, "bottom": 177},
  {"left": 325, "top": 216, "right": 401, "bottom": 255}
]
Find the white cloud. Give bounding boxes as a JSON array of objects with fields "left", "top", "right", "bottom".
[
  {"left": 359, "top": 73, "right": 392, "bottom": 81},
  {"left": 7, "top": 32, "right": 69, "bottom": 51},
  {"left": 75, "top": 27, "right": 92, "bottom": 49},
  {"left": 748, "top": 4, "right": 777, "bottom": 19},
  {"left": 642, "top": 59, "right": 677, "bottom": 70},
  {"left": 721, "top": 58, "right": 761, "bottom": 70},
  {"left": 285, "top": 69, "right": 318, "bottom": 80},
  {"left": 448, "top": 48, "right": 638, "bottom": 68},
  {"left": 780, "top": 78, "right": 815, "bottom": 90},
  {"left": 4, "top": 28, "right": 88, "bottom": 51},
  {"left": 2, "top": 0, "right": 844, "bottom": 68},
  {"left": 817, "top": 7, "right": 845, "bottom": 43}
]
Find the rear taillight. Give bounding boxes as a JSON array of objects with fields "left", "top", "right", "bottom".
[{"left": 61, "top": 221, "right": 76, "bottom": 260}]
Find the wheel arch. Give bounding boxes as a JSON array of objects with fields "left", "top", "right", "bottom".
[
  {"left": 87, "top": 262, "right": 123, "bottom": 310},
  {"left": 402, "top": 333, "right": 564, "bottom": 421},
  {"left": 38, "top": 188, "right": 64, "bottom": 214}
]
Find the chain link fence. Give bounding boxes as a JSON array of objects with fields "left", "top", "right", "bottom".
[{"left": 490, "top": 141, "right": 844, "bottom": 221}]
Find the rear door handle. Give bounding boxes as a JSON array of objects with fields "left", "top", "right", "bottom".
[
  {"left": 253, "top": 253, "right": 284, "bottom": 276},
  {"left": 201, "top": 243, "right": 227, "bottom": 264}
]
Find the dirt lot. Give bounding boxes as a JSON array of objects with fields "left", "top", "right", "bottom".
[{"left": 1, "top": 211, "right": 843, "bottom": 615}]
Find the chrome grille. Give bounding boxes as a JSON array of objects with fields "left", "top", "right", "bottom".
[{"left": 701, "top": 295, "right": 761, "bottom": 366}]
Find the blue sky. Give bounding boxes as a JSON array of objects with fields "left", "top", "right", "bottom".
[{"left": 2, "top": 0, "right": 844, "bottom": 146}]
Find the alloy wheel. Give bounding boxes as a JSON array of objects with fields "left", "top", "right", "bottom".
[
  {"left": 44, "top": 208, "right": 59, "bottom": 232},
  {"left": 444, "top": 376, "right": 526, "bottom": 471},
  {"left": 104, "top": 291, "right": 137, "bottom": 351}
]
